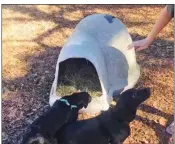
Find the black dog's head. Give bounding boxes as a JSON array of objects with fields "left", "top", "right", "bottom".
[
  {"left": 112, "top": 88, "right": 150, "bottom": 122},
  {"left": 62, "top": 92, "right": 92, "bottom": 109}
]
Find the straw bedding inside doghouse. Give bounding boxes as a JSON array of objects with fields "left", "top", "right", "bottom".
[{"left": 56, "top": 59, "right": 102, "bottom": 97}]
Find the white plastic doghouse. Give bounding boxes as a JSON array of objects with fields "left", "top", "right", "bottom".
[{"left": 49, "top": 14, "right": 140, "bottom": 113}]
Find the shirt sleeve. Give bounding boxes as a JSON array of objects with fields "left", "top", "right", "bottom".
[{"left": 167, "top": 4, "right": 174, "bottom": 18}]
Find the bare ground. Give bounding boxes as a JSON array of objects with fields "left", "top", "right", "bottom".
[{"left": 2, "top": 5, "right": 174, "bottom": 144}]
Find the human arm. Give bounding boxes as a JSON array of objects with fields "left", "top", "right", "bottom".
[{"left": 128, "top": 5, "right": 174, "bottom": 51}]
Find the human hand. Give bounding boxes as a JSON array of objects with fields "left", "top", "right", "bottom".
[{"left": 127, "top": 38, "right": 152, "bottom": 51}]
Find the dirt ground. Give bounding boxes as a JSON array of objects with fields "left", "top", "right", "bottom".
[{"left": 2, "top": 5, "right": 174, "bottom": 144}]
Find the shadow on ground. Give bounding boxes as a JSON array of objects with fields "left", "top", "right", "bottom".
[{"left": 137, "top": 104, "right": 173, "bottom": 143}]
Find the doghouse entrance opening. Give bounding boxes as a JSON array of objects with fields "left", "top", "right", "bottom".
[{"left": 56, "top": 58, "right": 102, "bottom": 97}]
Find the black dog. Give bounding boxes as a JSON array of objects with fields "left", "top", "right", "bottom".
[
  {"left": 21, "top": 92, "right": 91, "bottom": 144},
  {"left": 57, "top": 88, "right": 150, "bottom": 144}
]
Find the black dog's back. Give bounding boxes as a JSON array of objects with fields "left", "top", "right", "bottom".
[
  {"left": 58, "top": 110, "right": 130, "bottom": 144},
  {"left": 58, "top": 115, "right": 109, "bottom": 144}
]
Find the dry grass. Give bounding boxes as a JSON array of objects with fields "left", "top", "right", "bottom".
[
  {"left": 56, "top": 63, "right": 102, "bottom": 97},
  {"left": 2, "top": 5, "right": 174, "bottom": 144}
]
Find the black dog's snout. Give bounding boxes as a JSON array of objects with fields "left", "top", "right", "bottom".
[{"left": 88, "top": 96, "right": 92, "bottom": 103}]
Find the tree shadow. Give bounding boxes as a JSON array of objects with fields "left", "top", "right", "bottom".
[
  {"left": 130, "top": 34, "right": 174, "bottom": 59},
  {"left": 2, "top": 5, "right": 173, "bottom": 57},
  {"left": 139, "top": 104, "right": 173, "bottom": 119},
  {"left": 135, "top": 110, "right": 173, "bottom": 144},
  {"left": 2, "top": 47, "right": 61, "bottom": 144}
]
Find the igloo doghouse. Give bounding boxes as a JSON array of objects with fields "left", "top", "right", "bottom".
[{"left": 49, "top": 14, "right": 140, "bottom": 113}]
